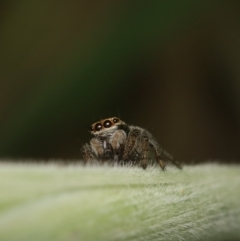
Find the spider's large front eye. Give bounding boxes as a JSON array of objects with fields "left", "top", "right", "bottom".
[
  {"left": 103, "top": 120, "right": 112, "bottom": 128},
  {"left": 113, "top": 118, "right": 119, "bottom": 123},
  {"left": 95, "top": 123, "right": 102, "bottom": 131}
]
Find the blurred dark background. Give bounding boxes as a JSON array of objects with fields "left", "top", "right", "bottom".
[{"left": 1, "top": 1, "right": 240, "bottom": 163}]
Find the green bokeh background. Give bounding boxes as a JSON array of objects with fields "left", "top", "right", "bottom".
[{"left": 1, "top": 1, "right": 240, "bottom": 162}]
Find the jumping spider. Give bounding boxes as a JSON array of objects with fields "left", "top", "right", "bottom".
[{"left": 81, "top": 117, "right": 182, "bottom": 170}]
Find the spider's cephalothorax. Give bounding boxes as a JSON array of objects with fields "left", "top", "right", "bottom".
[{"left": 81, "top": 117, "right": 182, "bottom": 170}]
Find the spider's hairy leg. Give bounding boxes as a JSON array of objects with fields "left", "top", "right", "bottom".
[
  {"left": 122, "top": 128, "right": 139, "bottom": 163},
  {"left": 161, "top": 149, "right": 182, "bottom": 169},
  {"left": 149, "top": 140, "right": 166, "bottom": 171},
  {"left": 81, "top": 143, "right": 95, "bottom": 163},
  {"left": 149, "top": 140, "right": 182, "bottom": 170},
  {"left": 89, "top": 137, "right": 106, "bottom": 163},
  {"left": 140, "top": 134, "right": 149, "bottom": 169}
]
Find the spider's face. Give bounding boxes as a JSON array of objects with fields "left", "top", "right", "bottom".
[{"left": 90, "top": 117, "right": 125, "bottom": 136}]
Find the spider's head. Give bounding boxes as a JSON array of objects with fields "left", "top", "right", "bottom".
[{"left": 90, "top": 117, "right": 127, "bottom": 136}]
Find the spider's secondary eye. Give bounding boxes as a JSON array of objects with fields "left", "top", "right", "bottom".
[
  {"left": 103, "top": 120, "right": 112, "bottom": 128},
  {"left": 90, "top": 126, "right": 94, "bottom": 131},
  {"left": 95, "top": 123, "right": 102, "bottom": 131},
  {"left": 113, "top": 118, "right": 119, "bottom": 123}
]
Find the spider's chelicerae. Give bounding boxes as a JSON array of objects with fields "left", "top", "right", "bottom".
[{"left": 81, "top": 117, "right": 182, "bottom": 170}]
